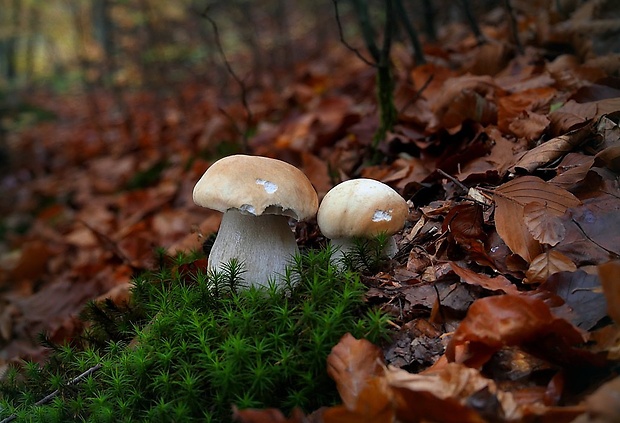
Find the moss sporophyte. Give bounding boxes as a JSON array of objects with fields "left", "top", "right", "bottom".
[{"left": 0, "top": 247, "right": 392, "bottom": 422}]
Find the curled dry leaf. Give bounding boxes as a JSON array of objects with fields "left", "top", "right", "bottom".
[
  {"left": 523, "top": 202, "right": 566, "bottom": 246},
  {"left": 493, "top": 176, "right": 581, "bottom": 263},
  {"left": 595, "top": 144, "right": 620, "bottom": 173},
  {"left": 387, "top": 362, "right": 521, "bottom": 423},
  {"left": 598, "top": 260, "right": 620, "bottom": 325},
  {"left": 549, "top": 153, "right": 595, "bottom": 189},
  {"left": 509, "top": 123, "right": 593, "bottom": 174},
  {"left": 571, "top": 376, "right": 620, "bottom": 423},
  {"left": 326, "top": 333, "right": 386, "bottom": 410},
  {"left": 525, "top": 251, "right": 577, "bottom": 284},
  {"left": 450, "top": 262, "right": 519, "bottom": 295},
  {"left": 430, "top": 75, "right": 499, "bottom": 133},
  {"left": 508, "top": 110, "right": 550, "bottom": 141},
  {"left": 446, "top": 294, "right": 586, "bottom": 368}
]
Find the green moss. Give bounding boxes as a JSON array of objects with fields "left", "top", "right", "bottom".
[{"left": 0, "top": 247, "right": 391, "bottom": 422}]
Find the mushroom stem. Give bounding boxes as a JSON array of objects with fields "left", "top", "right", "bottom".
[
  {"left": 329, "top": 236, "right": 398, "bottom": 268},
  {"left": 208, "top": 209, "right": 299, "bottom": 288}
]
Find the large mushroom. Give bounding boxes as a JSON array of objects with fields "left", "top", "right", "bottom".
[
  {"left": 317, "top": 178, "right": 408, "bottom": 266},
  {"left": 193, "top": 155, "right": 318, "bottom": 288}
]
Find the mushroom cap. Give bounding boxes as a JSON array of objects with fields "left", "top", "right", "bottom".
[
  {"left": 193, "top": 155, "right": 318, "bottom": 220},
  {"left": 317, "top": 178, "right": 408, "bottom": 239}
]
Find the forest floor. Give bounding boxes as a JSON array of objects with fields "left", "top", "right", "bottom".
[{"left": 2, "top": 2, "right": 620, "bottom": 422}]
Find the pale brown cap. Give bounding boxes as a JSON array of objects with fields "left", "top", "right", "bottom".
[
  {"left": 193, "top": 155, "right": 318, "bottom": 220},
  {"left": 317, "top": 178, "right": 408, "bottom": 239}
]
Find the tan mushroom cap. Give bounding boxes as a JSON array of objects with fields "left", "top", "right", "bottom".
[
  {"left": 317, "top": 178, "right": 408, "bottom": 239},
  {"left": 193, "top": 154, "right": 318, "bottom": 220}
]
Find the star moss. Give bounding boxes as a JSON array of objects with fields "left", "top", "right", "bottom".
[{"left": 0, "top": 246, "right": 392, "bottom": 422}]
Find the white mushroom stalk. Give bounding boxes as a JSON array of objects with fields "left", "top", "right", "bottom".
[{"left": 193, "top": 155, "right": 318, "bottom": 288}]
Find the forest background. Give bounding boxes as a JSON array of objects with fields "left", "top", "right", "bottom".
[{"left": 1, "top": 0, "right": 620, "bottom": 421}]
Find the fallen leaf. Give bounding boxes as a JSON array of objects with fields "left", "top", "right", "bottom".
[
  {"left": 538, "top": 270, "right": 606, "bottom": 330},
  {"left": 549, "top": 153, "right": 595, "bottom": 190},
  {"left": 509, "top": 123, "right": 593, "bottom": 173},
  {"left": 493, "top": 176, "right": 581, "bottom": 262},
  {"left": 525, "top": 251, "right": 576, "bottom": 284},
  {"left": 387, "top": 363, "right": 521, "bottom": 423},
  {"left": 571, "top": 376, "right": 620, "bottom": 423},
  {"left": 446, "top": 294, "right": 587, "bottom": 368},
  {"left": 598, "top": 260, "right": 620, "bottom": 324},
  {"left": 508, "top": 111, "right": 550, "bottom": 141},
  {"left": 326, "top": 333, "right": 385, "bottom": 410},
  {"left": 523, "top": 202, "right": 567, "bottom": 246},
  {"left": 450, "top": 262, "right": 519, "bottom": 295}
]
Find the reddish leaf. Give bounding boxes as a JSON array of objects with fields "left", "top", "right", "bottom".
[
  {"left": 446, "top": 295, "right": 586, "bottom": 368},
  {"left": 326, "top": 333, "right": 385, "bottom": 410}
]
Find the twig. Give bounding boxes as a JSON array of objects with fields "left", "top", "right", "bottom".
[
  {"left": 503, "top": 0, "right": 523, "bottom": 54},
  {"left": 437, "top": 168, "right": 469, "bottom": 193},
  {"left": 0, "top": 364, "right": 103, "bottom": 423},
  {"left": 199, "top": 6, "right": 252, "bottom": 153},
  {"left": 400, "top": 73, "right": 433, "bottom": 114},
  {"left": 331, "top": 0, "right": 375, "bottom": 66}
]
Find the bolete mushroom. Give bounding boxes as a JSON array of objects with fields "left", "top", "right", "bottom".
[
  {"left": 317, "top": 178, "right": 408, "bottom": 265},
  {"left": 193, "top": 155, "right": 318, "bottom": 288}
]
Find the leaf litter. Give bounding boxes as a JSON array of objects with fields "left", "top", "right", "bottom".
[{"left": 2, "top": 1, "right": 620, "bottom": 422}]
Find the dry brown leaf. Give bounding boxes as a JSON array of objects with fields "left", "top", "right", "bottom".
[
  {"left": 508, "top": 111, "right": 550, "bottom": 141},
  {"left": 326, "top": 333, "right": 385, "bottom": 410},
  {"left": 450, "top": 262, "right": 519, "bottom": 295},
  {"left": 498, "top": 87, "right": 556, "bottom": 133},
  {"left": 549, "top": 153, "right": 595, "bottom": 189},
  {"left": 387, "top": 363, "right": 521, "bottom": 422},
  {"left": 595, "top": 145, "right": 620, "bottom": 173},
  {"left": 523, "top": 202, "right": 566, "bottom": 246},
  {"left": 493, "top": 176, "right": 580, "bottom": 262},
  {"left": 446, "top": 294, "right": 586, "bottom": 368},
  {"left": 549, "top": 98, "right": 620, "bottom": 135},
  {"left": 430, "top": 75, "right": 499, "bottom": 133},
  {"left": 571, "top": 376, "right": 620, "bottom": 423},
  {"left": 525, "top": 251, "right": 577, "bottom": 284},
  {"left": 509, "top": 123, "right": 593, "bottom": 173},
  {"left": 323, "top": 377, "right": 394, "bottom": 423},
  {"left": 598, "top": 260, "right": 620, "bottom": 325}
]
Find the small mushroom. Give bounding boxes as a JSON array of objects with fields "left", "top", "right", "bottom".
[
  {"left": 193, "top": 155, "right": 318, "bottom": 287},
  {"left": 317, "top": 178, "right": 408, "bottom": 265}
]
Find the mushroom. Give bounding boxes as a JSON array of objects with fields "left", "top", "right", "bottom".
[
  {"left": 193, "top": 155, "right": 318, "bottom": 288},
  {"left": 317, "top": 178, "right": 408, "bottom": 266}
]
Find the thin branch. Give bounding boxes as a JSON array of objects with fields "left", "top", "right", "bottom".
[
  {"left": 199, "top": 6, "right": 252, "bottom": 153},
  {"left": 393, "top": 0, "right": 426, "bottom": 64},
  {"left": 331, "top": 0, "right": 375, "bottom": 66},
  {"left": 400, "top": 73, "right": 433, "bottom": 114},
  {"left": 503, "top": 0, "right": 523, "bottom": 54},
  {"left": 437, "top": 168, "right": 469, "bottom": 193}
]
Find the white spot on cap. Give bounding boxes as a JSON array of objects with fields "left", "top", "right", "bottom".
[
  {"left": 372, "top": 210, "right": 392, "bottom": 222},
  {"left": 239, "top": 204, "right": 256, "bottom": 215},
  {"left": 256, "top": 179, "right": 278, "bottom": 194}
]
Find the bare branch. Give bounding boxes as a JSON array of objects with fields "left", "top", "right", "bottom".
[{"left": 331, "top": 0, "right": 375, "bottom": 66}]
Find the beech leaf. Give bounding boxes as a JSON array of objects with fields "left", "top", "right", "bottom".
[
  {"left": 446, "top": 294, "right": 586, "bottom": 368},
  {"left": 326, "top": 333, "right": 385, "bottom": 410},
  {"left": 525, "top": 251, "right": 577, "bottom": 284},
  {"left": 493, "top": 176, "right": 581, "bottom": 262},
  {"left": 523, "top": 202, "right": 566, "bottom": 246},
  {"left": 509, "top": 123, "right": 592, "bottom": 173}
]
